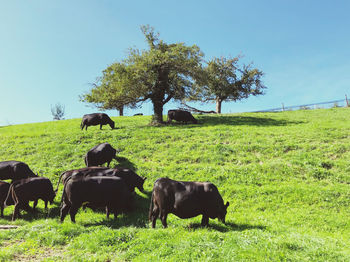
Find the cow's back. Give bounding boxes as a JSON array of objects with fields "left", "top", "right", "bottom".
[
  {"left": 82, "top": 113, "right": 102, "bottom": 125},
  {"left": 0, "top": 161, "right": 36, "bottom": 181},
  {"left": 14, "top": 177, "right": 55, "bottom": 201},
  {"left": 65, "top": 176, "right": 130, "bottom": 207}
]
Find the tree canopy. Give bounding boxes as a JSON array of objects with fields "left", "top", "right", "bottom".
[
  {"left": 191, "top": 56, "right": 266, "bottom": 113},
  {"left": 81, "top": 25, "right": 204, "bottom": 123}
]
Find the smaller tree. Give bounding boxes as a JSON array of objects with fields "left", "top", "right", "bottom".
[
  {"left": 193, "top": 56, "right": 266, "bottom": 113},
  {"left": 81, "top": 63, "right": 140, "bottom": 116},
  {"left": 51, "top": 103, "right": 65, "bottom": 120}
]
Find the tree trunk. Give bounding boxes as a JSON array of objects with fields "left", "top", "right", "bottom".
[
  {"left": 216, "top": 97, "right": 222, "bottom": 114},
  {"left": 118, "top": 106, "right": 124, "bottom": 116},
  {"left": 152, "top": 100, "right": 164, "bottom": 124}
]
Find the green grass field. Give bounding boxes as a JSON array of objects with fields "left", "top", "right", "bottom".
[{"left": 0, "top": 108, "right": 349, "bottom": 261}]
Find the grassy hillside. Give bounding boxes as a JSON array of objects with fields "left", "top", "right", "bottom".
[{"left": 0, "top": 108, "right": 349, "bottom": 261}]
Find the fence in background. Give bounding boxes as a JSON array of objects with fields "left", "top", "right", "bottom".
[{"left": 253, "top": 95, "right": 349, "bottom": 113}]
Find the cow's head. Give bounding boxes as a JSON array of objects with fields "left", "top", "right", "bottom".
[
  {"left": 109, "top": 120, "right": 115, "bottom": 129},
  {"left": 137, "top": 177, "right": 147, "bottom": 193},
  {"left": 218, "top": 201, "right": 229, "bottom": 224}
]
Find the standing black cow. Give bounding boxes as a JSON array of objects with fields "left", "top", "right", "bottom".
[
  {"left": 167, "top": 110, "right": 198, "bottom": 124},
  {"left": 5, "top": 177, "right": 56, "bottom": 221},
  {"left": 60, "top": 176, "right": 133, "bottom": 222},
  {"left": 0, "top": 181, "right": 10, "bottom": 217},
  {"left": 55, "top": 166, "right": 146, "bottom": 194},
  {"left": 80, "top": 113, "right": 115, "bottom": 130},
  {"left": 85, "top": 143, "right": 118, "bottom": 167},
  {"left": 0, "top": 161, "right": 37, "bottom": 182},
  {"left": 149, "top": 177, "right": 229, "bottom": 228}
]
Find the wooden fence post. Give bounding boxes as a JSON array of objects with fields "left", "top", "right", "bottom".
[
  {"left": 345, "top": 95, "right": 349, "bottom": 107},
  {"left": 282, "top": 103, "right": 285, "bottom": 111}
]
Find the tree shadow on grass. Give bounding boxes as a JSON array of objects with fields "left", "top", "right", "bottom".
[
  {"left": 186, "top": 221, "right": 266, "bottom": 233},
  {"left": 81, "top": 190, "right": 152, "bottom": 229},
  {"left": 195, "top": 115, "right": 304, "bottom": 127},
  {"left": 150, "top": 115, "right": 304, "bottom": 129}
]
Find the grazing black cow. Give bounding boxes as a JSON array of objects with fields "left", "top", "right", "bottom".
[
  {"left": 0, "top": 181, "right": 10, "bottom": 217},
  {"left": 60, "top": 176, "right": 133, "bottom": 222},
  {"left": 0, "top": 161, "right": 37, "bottom": 182},
  {"left": 55, "top": 166, "right": 146, "bottom": 194},
  {"left": 80, "top": 113, "right": 115, "bottom": 130},
  {"left": 5, "top": 177, "right": 56, "bottom": 221},
  {"left": 167, "top": 110, "right": 198, "bottom": 124},
  {"left": 85, "top": 143, "right": 118, "bottom": 167},
  {"left": 149, "top": 177, "right": 229, "bottom": 228},
  {"left": 133, "top": 113, "right": 143, "bottom": 116}
]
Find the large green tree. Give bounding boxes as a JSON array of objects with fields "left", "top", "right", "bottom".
[
  {"left": 192, "top": 56, "right": 266, "bottom": 113},
  {"left": 81, "top": 25, "right": 204, "bottom": 123}
]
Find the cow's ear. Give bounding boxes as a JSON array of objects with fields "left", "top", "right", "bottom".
[{"left": 225, "top": 202, "right": 230, "bottom": 208}]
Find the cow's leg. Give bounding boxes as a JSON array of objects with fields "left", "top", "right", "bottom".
[
  {"left": 0, "top": 203, "right": 4, "bottom": 218},
  {"left": 22, "top": 202, "right": 32, "bottom": 213},
  {"left": 160, "top": 210, "right": 168, "bottom": 228},
  {"left": 33, "top": 199, "right": 38, "bottom": 211},
  {"left": 69, "top": 204, "right": 80, "bottom": 223},
  {"left": 106, "top": 206, "right": 110, "bottom": 219},
  {"left": 85, "top": 125, "right": 88, "bottom": 130},
  {"left": 107, "top": 161, "right": 110, "bottom": 168},
  {"left": 113, "top": 209, "right": 118, "bottom": 220},
  {"left": 44, "top": 200, "right": 48, "bottom": 209},
  {"left": 201, "top": 215, "right": 209, "bottom": 226},
  {"left": 12, "top": 203, "right": 21, "bottom": 221},
  {"left": 60, "top": 203, "right": 70, "bottom": 222},
  {"left": 100, "top": 124, "right": 102, "bottom": 130},
  {"left": 151, "top": 207, "right": 159, "bottom": 228}
]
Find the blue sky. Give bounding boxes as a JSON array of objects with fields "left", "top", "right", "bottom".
[{"left": 1, "top": 1, "right": 350, "bottom": 125}]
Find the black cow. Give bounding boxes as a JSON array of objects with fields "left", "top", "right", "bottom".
[
  {"left": 80, "top": 113, "right": 115, "bottom": 130},
  {"left": 167, "top": 110, "right": 198, "bottom": 124},
  {"left": 55, "top": 167, "right": 146, "bottom": 194},
  {"left": 133, "top": 113, "right": 143, "bottom": 116},
  {"left": 85, "top": 143, "right": 118, "bottom": 167},
  {"left": 0, "top": 181, "right": 10, "bottom": 217},
  {"left": 5, "top": 177, "right": 56, "bottom": 221},
  {"left": 149, "top": 177, "right": 229, "bottom": 228},
  {"left": 60, "top": 176, "right": 133, "bottom": 222},
  {"left": 0, "top": 161, "right": 37, "bottom": 182}
]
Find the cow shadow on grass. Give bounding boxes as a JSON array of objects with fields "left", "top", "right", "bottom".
[
  {"left": 82, "top": 190, "right": 152, "bottom": 229},
  {"left": 1, "top": 202, "right": 62, "bottom": 222},
  {"left": 113, "top": 156, "right": 137, "bottom": 171},
  {"left": 186, "top": 221, "right": 265, "bottom": 233}
]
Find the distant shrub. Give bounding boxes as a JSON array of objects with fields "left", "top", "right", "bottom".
[{"left": 51, "top": 103, "right": 65, "bottom": 120}]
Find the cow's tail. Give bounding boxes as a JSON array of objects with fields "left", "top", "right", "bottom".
[
  {"left": 55, "top": 171, "right": 67, "bottom": 194},
  {"left": 148, "top": 190, "right": 154, "bottom": 221},
  {"left": 5, "top": 181, "right": 20, "bottom": 207},
  {"left": 84, "top": 155, "right": 88, "bottom": 167},
  {"left": 60, "top": 176, "right": 72, "bottom": 206}
]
